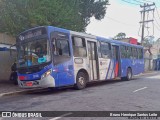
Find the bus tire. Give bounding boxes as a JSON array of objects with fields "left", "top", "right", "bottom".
[
  {"left": 75, "top": 72, "right": 87, "bottom": 90},
  {"left": 121, "top": 68, "right": 132, "bottom": 81}
]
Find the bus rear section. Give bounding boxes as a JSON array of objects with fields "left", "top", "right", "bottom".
[{"left": 120, "top": 45, "right": 144, "bottom": 80}]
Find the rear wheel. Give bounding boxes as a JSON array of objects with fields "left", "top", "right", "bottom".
[
  {"left": 75, "top": 72, "right": 87, "bottom": 90},
  {"left": 121, "top": 68, "right": 132, "bottom": 81}
]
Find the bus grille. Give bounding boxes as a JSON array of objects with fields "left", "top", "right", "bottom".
[{"left": 18, "top": 66, "right": 42, "bottom": 74}]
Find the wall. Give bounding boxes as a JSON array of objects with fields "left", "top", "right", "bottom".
[
  {"left": 0, "top": 33, "right": 16, "bottom": 81},
  {"left": 0, "top": 51, "right": 16, "bottom": 81},
  {"left": 0, "top": 33, "right": 16, "bottom": 45}
]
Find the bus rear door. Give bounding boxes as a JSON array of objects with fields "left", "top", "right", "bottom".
[{"left": 112, "top": 45, "right": 121, "bottom": 78}]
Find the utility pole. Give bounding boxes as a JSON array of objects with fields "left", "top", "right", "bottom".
[{"left": 140, "top": 3, "right": 155, "bottom": 46}]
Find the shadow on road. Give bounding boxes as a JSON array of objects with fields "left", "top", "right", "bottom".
[{"left": 23, "top": 77, "right": 140, "bottom": 96}]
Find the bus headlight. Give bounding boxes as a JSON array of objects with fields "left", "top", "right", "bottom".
[{"left": 41, "top": 69, "right": 52, "bottom": 79}]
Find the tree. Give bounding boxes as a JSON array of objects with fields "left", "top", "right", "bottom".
[
  {"left": 114, "top": 32, "right": 126, "bottom": 39},
  {"left": 0, "top": 0, "right": 109, "bottom": 36},
  {"left": 143, "top": 36, "right": 155, "bottom": 55},
  {"left": 155, "top": 38, "right": 160, "bottom": 44}
]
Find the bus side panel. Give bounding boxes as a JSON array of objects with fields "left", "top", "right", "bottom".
[
  {"left": 133, "top": 59, "right": 144, "bottom": 75},
  {"left": 131, "top": 59, "right": 137, "bottom": 75},
  {"left": 98, "top": 58, "right": 115, "bottom": 80},
  {"left": 73, "top": 57, "right": 90, "bottom": 82},
  {"left": 121, "top": 59, "right": 133, "bottom": 77},
  {"left": 48, "top": 27, "right": 75, "bottom": 87},
  {"left": 109, "top": 59, "right": 116, "bottom": 79},
  {"left": 52, "top": 61, "right": 75, "bottom": 87}
]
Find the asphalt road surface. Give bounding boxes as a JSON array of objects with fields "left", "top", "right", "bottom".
[{"left": 0, "top": 72, "right": 160, "bottom": 120}]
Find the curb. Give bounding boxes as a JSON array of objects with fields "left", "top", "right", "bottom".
[
  {"left": 139, "top": 71, "right": 158, "bottom": 76},
  {"left": 0, "top": 88, "right": 45, "bottom": 97}
]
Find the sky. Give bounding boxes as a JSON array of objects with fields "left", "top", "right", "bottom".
[{"left": 86, "top": 0, "right": 160, "bottom": 42}]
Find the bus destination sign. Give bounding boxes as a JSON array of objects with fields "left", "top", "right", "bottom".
[{"left": 19, "top": 27, "right": 47, "bottom": 41}]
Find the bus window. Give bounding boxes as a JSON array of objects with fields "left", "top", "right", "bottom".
[
  {"left": 128, "top": 47, "right": 132, "bottom": 59},
  {"left": 98, "top": 41, "right": 102, "bottom": 58},
  {"left": 52, "top": 39, "right": 70, "bottom": 65},
  {"left": 132, "top": 48, "right": 138, "bottom": 59},
  {"left": 138, "top": 48, "right": 143, "bottom": 59},
  {"left": 126, "top": 47, "right": 129, "bottom": 58},
  {"left": 100, "top": 42, "right": 111, "bottom": 59},
  {"left": 120, "top": 46, "right": 126, "bottom": 58},
  {"left": 72, "top": 37, "right": 87, "bottom": 57}
]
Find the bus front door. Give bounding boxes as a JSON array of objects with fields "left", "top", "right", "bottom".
[
  {"left": 87, "top": 41, "right": 98, "bottom": 80},
  {"left": 112, "top": 45, "right": 121, "bottom": 78}
]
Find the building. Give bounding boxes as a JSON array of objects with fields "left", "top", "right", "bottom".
[{"left": 0, "top": 33, "right": 16, "bottom": 81}]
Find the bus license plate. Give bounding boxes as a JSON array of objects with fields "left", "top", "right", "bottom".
[{"left": 24, "top": 82, "right": 33, "bottom": 87}]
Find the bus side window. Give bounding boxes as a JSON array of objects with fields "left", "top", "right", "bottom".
[
  {"left": 132, "top": 48, "right": 138, "bottom": 59},
  {"left": 138, "top": 48, "right": 143, "bottom": 59},
  {"left": 121, "top": 46, "right": 125, "bottom": 58},
  {"left": 98, "top": 42, "right": 102, "bottom": 58},
  {"left": 126, "top": 46, "right": 131, "bottom": 58},
  {"left": 72, "top": 36, "right": 87, "bottom": 57},
  {"left": 101, "top": 42, "right": 111, "bottom": 59},
  {"left": 51, "top": 39, "right": 57, "bottom": 55},
  {"left": 128, "top": 47, "right": 132, "bottom": 59}
]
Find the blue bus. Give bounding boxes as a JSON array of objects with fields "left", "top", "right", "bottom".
[{"left": 15, "top": 26, "right": 144, "bottom": 89}]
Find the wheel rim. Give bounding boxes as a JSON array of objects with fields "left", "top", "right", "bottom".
[
  {"left": 128, "top": 70, "right": 132, "bottom": 79},
  {"left": 78, "top": 76, "right": 85, "bottom": 86}
]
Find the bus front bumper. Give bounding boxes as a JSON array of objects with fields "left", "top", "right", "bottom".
[{"left": 18, "top": 75, "right": 55, "bottom": 88}]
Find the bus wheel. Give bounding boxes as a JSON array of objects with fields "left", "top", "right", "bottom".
[
  {"left": 121, "top": 68, "right": 132, "bottom": 81},
  {"left": 75, "top": 72, "right": 87, "bottom": 90},
  {"left": 126, "top": 68, "right": 132, "bottom": 80}
]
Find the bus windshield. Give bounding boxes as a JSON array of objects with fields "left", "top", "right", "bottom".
[{"left": 17, "top": 39, "right": 51, "bottom": 68}]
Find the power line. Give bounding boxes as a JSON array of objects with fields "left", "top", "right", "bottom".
[
  {"left": 142, "top": 0, "right": 153, "bottom": 3},
  {"left": 132, "top": 0, "right": 145, "bottom": 4},
  {"left": 106, "top": 16, "right": 137, "bottom": 27},
  {"left": 139, "top": 3, "right": 155, "bottom": 45},
  {"left": 121, "top": 0, "right": 140, "bottom": 5}
]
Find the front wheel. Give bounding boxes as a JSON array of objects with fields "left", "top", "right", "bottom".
[{"left": 74, "top": 72, "right": 87, "bottom": 90}]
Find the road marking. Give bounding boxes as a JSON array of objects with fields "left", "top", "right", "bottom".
[
  {"left": 133, "top": 87, "right": 147, "bottom": 93},
  {"left": 49, "top": 112, "right": 72, "bottom": 120}
]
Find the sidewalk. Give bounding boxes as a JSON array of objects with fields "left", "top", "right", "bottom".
[
  {"left": 0, "top": 80, "right": 39, "bottom": 97},
  {"left": 0, "top": 71, "right": 159, "bottom": 97}
]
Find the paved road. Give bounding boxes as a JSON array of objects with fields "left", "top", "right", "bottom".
[{"left": 0, "top": 72, "right": 160, "bottom": 120}]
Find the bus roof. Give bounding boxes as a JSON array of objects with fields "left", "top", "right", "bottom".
[
  {"left": 97, "top": 36, "right": 143, "bottom": 48},
  {"left": 18, "top": 26, "right": 143, "bottom": 48}
]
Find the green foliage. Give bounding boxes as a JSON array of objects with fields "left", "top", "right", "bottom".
[
  {"left": 114, "top": 32, "right": 126, "bottom": 39},
  {"left": 0, "top": 0, "right": 109, "bottom": 36},
  {"left": 143, "top": 36, "right": 154, "bottom": 48}
]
